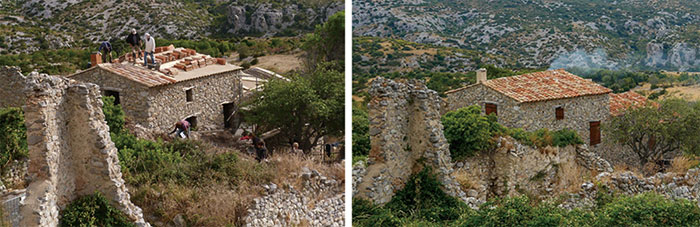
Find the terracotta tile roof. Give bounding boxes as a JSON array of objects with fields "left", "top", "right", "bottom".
[
  {"left": 480, "top": 69, "right": 612, "bottom": 103},
  {"left": 97, "top": 63, "right": 177, "bottom": 87},
  {"left": 609, "top": 91, "right": 649, "bottom": 116}
]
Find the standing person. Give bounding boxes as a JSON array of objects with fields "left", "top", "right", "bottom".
[
  {"left": 98, "top": 41, "right": 112, "bottom": 63},
  {"left": 143, "top": 33, "right": 156, "bottom": 66},
  {"left": 125, "top": 29, "right": 142, "bottom": 63},
  {"left": 255, "top": 141, "right": 268, "bottom": 162},
  {"left": 291, "top": 142, "right": 302, "bottom": 155},
  {"left": 169, "top": 119, "right": 191, "bottom": 139}
]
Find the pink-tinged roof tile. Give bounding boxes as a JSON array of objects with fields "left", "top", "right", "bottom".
[
  {"left": 481, "top": 69, "right": 612, "bottom": 103},
  {"left": 610, "top": 91, "right": 649, "bottom": 116}
]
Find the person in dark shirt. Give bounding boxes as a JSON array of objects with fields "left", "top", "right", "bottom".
[
  {"left": 255, "top": 141, "right": 268, "bottom": 162},
  {"left": 98, "top": 41, "right": 112, "bottom": 63},
  {"left": 125, "top": 29, "right": 142, "bottom": 63}
]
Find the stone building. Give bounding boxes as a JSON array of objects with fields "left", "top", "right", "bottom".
[
  {"left": 445, "top": 69, "right": 614, "bottom": 145},
  {"left": 68, "top": 46, "right": 243, "bottom": 132}
]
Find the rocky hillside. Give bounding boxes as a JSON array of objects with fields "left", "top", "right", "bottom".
[
  {"left": 353, "top": 0, "right": 700, "bottom": 71},
  {"left": 0, "top": 0, "right": 342, "bottom": 54}
]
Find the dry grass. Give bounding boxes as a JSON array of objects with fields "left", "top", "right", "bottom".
[
  {"left": 557, "top": 161, "right": 586, "bottom": 194},
  {"left": 129, "top": 145, "right": 344, "bottom": 226},
  {"left": 669, "top": 156, "right": 700, "bottom": 174},
  {"left": 267, "top": 152, "right": 345, "bottom": 192},
  {"left": 453, "top": 169, "right": 479, "bottom": 192}
]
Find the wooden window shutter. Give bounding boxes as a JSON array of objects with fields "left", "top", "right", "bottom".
[
  {"left": 485, "top": 103, "right": 497, "bottom": 116},
  {"left": 590, "top": 121, "right": 601, "bottom": 145},
  {"left": 556, "top": 107, "right": 564, "bottom": 120}
]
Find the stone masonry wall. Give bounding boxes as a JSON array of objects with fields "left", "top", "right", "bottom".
[
  {"left": 445, "top": 84, "right": 610, "bottom": 145},
  {"left": 356, "top": 77, "right": 465, "bottom": 204},
  {"left": 148, "top": 70, "right": 241, "bottom": 132},
  {"left": 0, "top": 66, "right": 27, "bottom": 108},
  {"left": 17, "top": 72, "right": 148, "bottom": 226},
  {"left": 68, "top": 67, "right": 152, "bottom": 127}
]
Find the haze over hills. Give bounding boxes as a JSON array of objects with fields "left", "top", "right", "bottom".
[
  {"left": 0, "top": 0, "right": 342, "bottom": 54},
  {"left": 353, "top": 0, "right": 700, "bottom": 71}
]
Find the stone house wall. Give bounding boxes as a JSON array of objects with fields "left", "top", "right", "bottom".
[
  {"left": 445, "top": 84, "right": 610, "bottom": 145},
  {"left": 68, "top": 68, "right": 152, "bottom": 127},
  {"left": 147, "top": 70, "right": 241, "bottom": 132},
  {"left": 0, "top": 66, "right": 27, "bottom": 108},
  {"left": 69, "top": 67, "right": 242, "bottom": 133}
]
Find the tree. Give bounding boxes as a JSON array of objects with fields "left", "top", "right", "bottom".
[
  {"left": 242, "top": 64, "right": 344, "bottom": 153},
  {"left": 302, "top": 11, "right": 344, "bottom": 71},
  {"left": 604, "top": 99, "right": 700, "bottom": 166}
]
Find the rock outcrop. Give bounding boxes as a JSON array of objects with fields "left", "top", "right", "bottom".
[
  {"left": 355, "top": 77, "right": 466, "bottom": 204},
  {"left": 0, "top": 67, "right": 148, "bottom": 226},
  {"left": 226, "top": 2, "right": 343, "bottom": 36}
]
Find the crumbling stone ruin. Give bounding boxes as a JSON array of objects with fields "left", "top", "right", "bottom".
[
  {"left": 453, "top": 136, "right": 613, "bottom": 201},
  {"left": 355, "top": 77, "right": 466, "bottom": 204},
  {"left": 0, "top": 66, "right": 148, "bottom": 226}
]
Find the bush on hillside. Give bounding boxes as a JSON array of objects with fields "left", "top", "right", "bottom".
[
  {"left": 102, "top": 96, "right": 125, "bottom": 134},
  {"left": 441, "top": 105, "right": 501, "bottom": 159},
  {"left": 60, "top": 193, "right": 134, "bottom": 227},
  {"left": 0, "top": 107, "right": 27, "bottom": 173},
  {"left": 352, "top": 107, "right": 370, "bottom": 158}
]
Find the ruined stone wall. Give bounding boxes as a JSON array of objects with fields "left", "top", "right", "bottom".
[
  {"left": 445, "top": 84, "right": 610, "bottom": 145},
  {"left": 148, "top": 70, "right": 242, "bottom": 131},
  {"left": 16, "top": 72, "right": 148, "bottom": 226},
  {"left": 0, "top": 66, "right": 27, "bottom": 108},
  {"left": 454, "top": 137, "right": 612, "bottom": 201},
  {"left": 356, "top": 77, "right": 465, "bottom": 204},
  {"left": 68, "top": 67, "right": 152, "bottom": 127}
]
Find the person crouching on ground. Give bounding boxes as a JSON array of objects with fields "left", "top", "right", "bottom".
[
  {"left": 143, "top": 33, "right": 156, "bottom": 66},
  {"left": 169, "top": 119, "right": 190, "bottom": 139},
  {"left": 255, "top": 141, "right": 268, "bottom": 162},
  {"left": 98, "top": 41, "right": 112, "bottom": 63},
  {"left": 126, "top": 29, "right": 142, "bottom": 63}
]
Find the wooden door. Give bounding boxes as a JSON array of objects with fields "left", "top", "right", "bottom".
[
  {"left": 590, "top": 121, "right": 601, "bottom": 145},
  {"left": 485, "top": 103, "right": 497, "bottom": 116}
]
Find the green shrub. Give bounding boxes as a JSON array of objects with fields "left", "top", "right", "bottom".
[
  {"left": 352, "top": 107, "right": 370, "bottom": 157},
  {"left": 441, "top": 106, "right": 501, "bottom": 159},
  {"left": 552, "top": 129, "right": 584, "bottom": 147},
  {"left": 352, "top": 198, "right": 401, "bottom": 227},
  {"left": 461, "top": 196, "right": 569, "bottom": 226},
  {"left": 385, "top": 167, "right": 470, "bottom": 223},
  {"left": 595, "top": 193, "right": 700, "bottom": 226},
  {"left": 102, "top": 96, "right": 125, "bottom": 134},
  {"left": 60, "top": 193, "right": 134, "bottom": 227},
  {"left": 0, "top": 107, "right": 27, "bottom": 173}
]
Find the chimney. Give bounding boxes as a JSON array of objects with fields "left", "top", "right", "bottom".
[
  {"left": 90, "top": 53, "right": 102, "bottom": 67},
  {"left": 476, "top": 68, "right": 487, "bottom": 83}
]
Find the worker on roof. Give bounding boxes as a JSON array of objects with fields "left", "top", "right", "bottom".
[
  {"left": 98, "top": 41, "right": 112, "bottom": 63},
  {"left": 144, "top": 33, "right": 156, "bottom": 66},
  {"left": 125, "top": 29, "right": 142, "bottom": 64}
]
